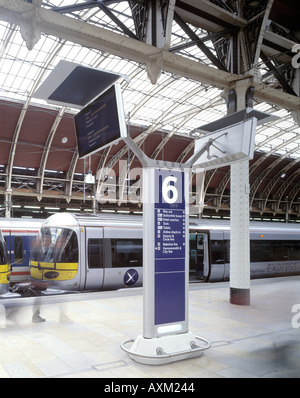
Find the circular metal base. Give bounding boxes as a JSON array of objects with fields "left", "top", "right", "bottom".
[{"left": 121, "top": 332, "right": 211, "bottom": 365}]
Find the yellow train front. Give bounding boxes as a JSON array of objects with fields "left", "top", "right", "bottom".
[
  {"left": 29, "top": 212, "right": 143, "bottom": 292},
  {"left": 30, "top": 222, "right": 80, "bottom": 290},
  {"left": 0, "top": 230, "right": 11, "bottom": 295}
]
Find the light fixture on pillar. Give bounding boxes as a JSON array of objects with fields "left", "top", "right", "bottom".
[
  {"left": 84, "top": 156, "right": 95, "bottom": 185},
  {"left": 84, "top": 170, "right": 95, "bottom": 185}
]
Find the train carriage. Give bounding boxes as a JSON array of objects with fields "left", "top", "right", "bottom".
[
  {"left": 0, "top": 219, "right": 43, "bottom": 283},
  {"left": 189, "top": 219, "right": 300, "bottom": 282},
  {"left": 29, "top": 213, "right": 300, "bottom": 292},
  {"left": 30, "top": 213, "right": 144, "bottom": 291}
]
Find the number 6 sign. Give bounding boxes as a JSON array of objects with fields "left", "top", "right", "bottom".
[
  {"left": 155, "top": 169, "right": 185, "bottom": 209},
  {"left": 162, "top": 176, "right": 178, "bottom": 204}
]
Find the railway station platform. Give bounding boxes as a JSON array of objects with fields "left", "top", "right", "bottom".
[{"left": 0, "top": 276, "right": 299, "bottom": 379}]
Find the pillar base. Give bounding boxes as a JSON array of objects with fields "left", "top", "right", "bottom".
[
  {"left": 230, "top": 287, "right": 250, "bottom": 306},
  {"left": 121, "top": 332, "right": 210, "bottom": 365}
]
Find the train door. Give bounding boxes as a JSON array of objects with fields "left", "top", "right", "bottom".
[
  {"left": 189, "top": 232, "right": 209, "bottom": 281},
  {"left": 209, "top": 231, "right": 226, "bottom": 281},
  {"left": 4, "top": 231, "right": 31, "bottom": 282},
  {"left": 84, "top": 227, "right": 104, "bottom": 291}
]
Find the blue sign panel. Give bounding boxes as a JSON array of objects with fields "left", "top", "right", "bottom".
[
  {"left": 74, "top": 85, "right": 126, "bottom": 159},
  {"left": 154, "top": 169, "right": 186, "bottom": 326}
]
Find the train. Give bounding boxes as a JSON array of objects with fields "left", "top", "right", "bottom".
[
  {"left": 0, "top": 218, "right": 44, "bottom": 283},
  {"left": 26, "top": 212, "right": 300, "bottom": 292},
  {"left": 0, "top": 230, "right": 10, "bottom": 295}
]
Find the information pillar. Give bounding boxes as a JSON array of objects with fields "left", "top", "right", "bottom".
[{"left": 143, "top": 167, "right": 189, "bottom": 339}]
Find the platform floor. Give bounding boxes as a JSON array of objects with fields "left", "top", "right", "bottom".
[{"left": 0, "top": 276, "right": 299, "bottom": 378}]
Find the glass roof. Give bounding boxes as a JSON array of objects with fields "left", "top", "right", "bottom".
[{"left": 0, "top": 0, "right": 299, "bottom": 160}]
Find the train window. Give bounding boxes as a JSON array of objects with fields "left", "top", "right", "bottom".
[
  {"left": 111, "top": 239, "right": 143, "bottom": 268},
  {"left": 56, "top": 229, "right": 78, "bottom": 263},
  {"left": 250, "top": 241, "right": 272, "bottom": 262},
  {"left": 35, "top": 227, "right": 78, "bottom": 264},
  {"left": 14, "top": 236, "right": 23, "bottom": 264},
  {"left": 88, "top": 239, "right": 103, "bottom": 269},
  {"left": 286, "top": 241, "right": 300, "bottom": 260},
  {"left": 224, "top": 240, "right": 230, "bottom": 263},
  {"left": 250, "top": 240, "right": 300, "bottom": 262},
  {"left": 210, "top": 240, "right": 225, "bottom": 264}
]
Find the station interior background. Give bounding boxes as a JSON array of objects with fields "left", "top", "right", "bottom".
[{"left": 0, "top": 0, "right": 299, "bottom": 223}]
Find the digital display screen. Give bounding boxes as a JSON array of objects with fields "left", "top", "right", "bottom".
[{"left": 74, "top": 84, "right": 126, "bottom": 159}]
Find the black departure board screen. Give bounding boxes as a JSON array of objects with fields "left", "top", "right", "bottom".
[{"left": 74, "top": 84, "right": 126, "bottom": 159}]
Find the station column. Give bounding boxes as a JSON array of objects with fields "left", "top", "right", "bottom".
[
  {"left": 227, "top": 79, "right": 254, "bottom": 305},
  {"left": 5, "top": 189, "right": 12, "bottom": 219}
]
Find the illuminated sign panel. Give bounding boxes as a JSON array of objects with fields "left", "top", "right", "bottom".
[
  {"left": 74, "top": 84, "right": 127, "bottom": 159},
  {"left": 153, "top": 169, "right": 187, "bottom": 329}
]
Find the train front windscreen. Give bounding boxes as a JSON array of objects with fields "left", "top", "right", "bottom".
[{"left": 30, "top": 227, "right": 79, "bottom": 282}]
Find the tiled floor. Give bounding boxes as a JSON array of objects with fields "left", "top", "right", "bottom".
[{"left": 0, "top": 276, "right": 299, "bottom": 378}]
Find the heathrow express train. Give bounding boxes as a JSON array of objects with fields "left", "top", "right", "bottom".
[
  {"left": 29, "top": 212, "right": 300, "bottom": 292},
  {"left": 0, "top": 218, "right": 43, "bottom": 284}
]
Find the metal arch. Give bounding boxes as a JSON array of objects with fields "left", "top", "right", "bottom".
[
  {"left": 7, "top": 99, "right": 33, "bottom": 194},
  {"left": 288, "top": 182, "right": 300, "bottom": 214},
  {"left": 118, "top": 143, "right": 139, "bottom": 205},
  {"left": 249, "top": 116, "right": 300, "bottom": 199},
  {"left": 96, "top": 137, "right": 141, "bottom": 202},
  {"left": 273, "top": 169, "right": 300, "bottom": 211},
  {"left": 202, "top": 169, "right": 216, "bottom": 206},
  {"left": 37, "top": 107, "right": 66, "bottom": 199},
  {"left": 149, "top": 109, "right": 201, "bottom": 159},
  {"left": 65, "top": 148, "right": 79, "bottom": 202},
  {"left": 250, "top": 156, "right": 284, "bottom": 207},
  {"left": 250, "top": 134, "right": 300, "bottom": 210},
  {"left": 215, "top": 169, "right": 230, "bottom": 209},
  {"left": 260, "top": 158, "right": 300, "bottom": 213},
  {"left": 249, "top": 116, "right": 293, "bottom": 192},
  {"left": 95, "top": 146, "right": 112, "bottom": 197},
  {"left": 176, "top": 140, "right": 194, "bottom": 164}
]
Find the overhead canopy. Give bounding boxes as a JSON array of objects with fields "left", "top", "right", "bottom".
[{"left": 33, "top": 60, "right": 122, "bottom": 108}]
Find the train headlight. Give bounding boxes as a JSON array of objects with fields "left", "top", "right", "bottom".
[{"left": 44, "top": 271, "right": 60, "bottom": 279}]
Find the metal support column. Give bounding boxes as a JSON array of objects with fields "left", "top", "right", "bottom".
[
  {"left": 4, "top": 189, "right": 12, "bottom": 219},
  {"left": 228, "top": 79, "right": 254, "bottom": 305},
  {"left": 230, "top": 159, "right": 250, "bottom": 305}
]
